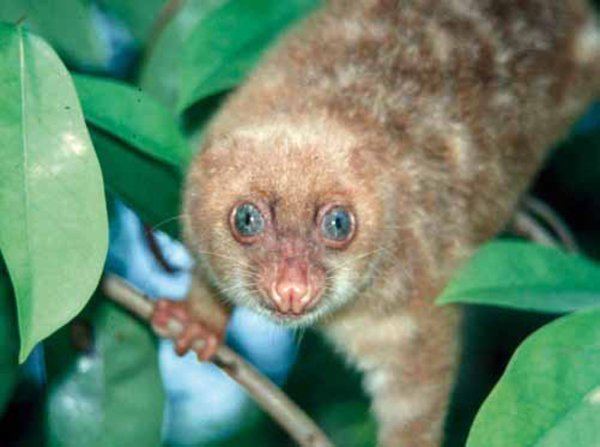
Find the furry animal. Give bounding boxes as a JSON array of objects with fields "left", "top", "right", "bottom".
[{"left": 152, "top": 1, "right": 600, "bottom": 445}]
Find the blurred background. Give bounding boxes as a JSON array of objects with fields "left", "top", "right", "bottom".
[{"left": 1, "top": 1, "right": 599, "bottom": 446}]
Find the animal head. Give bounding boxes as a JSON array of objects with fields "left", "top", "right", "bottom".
[{"left": 184, "top": 116, "right": 397, "bottom": 326}]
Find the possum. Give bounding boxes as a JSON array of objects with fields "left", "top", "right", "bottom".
[{"left": 151, "top": 1, "right": 600, "bottom": 445}]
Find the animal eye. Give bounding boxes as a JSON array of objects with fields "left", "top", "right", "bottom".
[
  {"left": 320, "top": 207, "right": 354, "bottom": 243},
  {"left": 232, "top": 203, "right": 265, "bottom": 239}
]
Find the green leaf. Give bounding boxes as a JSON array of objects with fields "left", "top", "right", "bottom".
[
  {"left": 437, "top": 241, "right": 600, "bottom": 313},
  {"left": 96, "top": 0, "right": 165, "bottom": 45},
  {"left": 139, "top": 0, "right": 229, "bottom": 108},
  {"left": 467, "top": 307, "right": 600, "bottom": 447},
  {"left": 0, "top": 0, "right": 109, "bottom": 68},
  {"left": 178, "top": 0, "right": 321, "bottom": 111},
  {"left": 0, "top": 257, "right": 19, "bottom": 414},
  {"left": 0, "top": 24, "right": 108, "bottom": 362},
  {"left": 73, "top": 74, "right": 192, "bottom": 170},
  {"left": 45, "top": 295, "right": 164, "bottom": 447},
  {"left": 91, "top": 128, "right": 182, "bottom": 239}
]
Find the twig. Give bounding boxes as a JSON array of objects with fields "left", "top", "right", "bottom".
[
  {"left": 521, "top": 196, "right": 580, "bottom": 252},
  {"left": 508, "top": 209, "right": 559, "bottom": 247},
  {"left": 142, "top": 0, "right": 185, "bottom": 65},
  {"left": 101, "top": 274, "right": 333, "bottom": 447},
  {"left": 15, "top": 14, "right": 27, "bottom": 26},
  {"left": 143, "top": 224, "right": 180, "bottom": 273}
]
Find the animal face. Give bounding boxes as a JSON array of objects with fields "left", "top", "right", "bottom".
[{"left": 184, "top": 117, "right": 392, "bottom": 326}]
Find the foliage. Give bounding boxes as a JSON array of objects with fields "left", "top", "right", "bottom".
[
  {"left": 466, "top": 307, "right": 600, "bottom": 447},
  {"left": 0, "top": 0, "right": 109, "bottom": 68},
  {"left": 438, "top": 240, "right": 600, "bottom": 313},
  {"left": 44, "top": 294, "right": 164, "bottom": 447},
  {"left": 0, "top": 24, "right": 108, "bottom": 362},
  {"left": 176, "top": 0, "right": 321, "bottom": 111},
  {"left": 438, "top": 241, "right": 600, "bottom": 446},
  {"left": 0, "top": 1, "right": 599, "bottom": 446},
  {"left": 73, "top": 74, "right": 189, "bottom": 238}
]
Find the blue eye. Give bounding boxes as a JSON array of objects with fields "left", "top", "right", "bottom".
[
  {"left": 233, "top": 203, "right": 265, "bottom": 238},
  {"left": 321, "top": 207, "right": 354, "bottom": 242}
]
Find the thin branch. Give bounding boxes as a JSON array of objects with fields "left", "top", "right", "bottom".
[
  {"left": 141, "top": 0, "right": 185, "bottom": 66},
  {"left": 508, "top": 209, "right": 559, "bottom": 247},
  {"left": 521, "top": 196, "right": 580, "bottom": 252},
  {"left": 101, "top": 274, "right": 333, "bottom": 447},
  {"left": 143, "top": 224, "right": 180, "bottom": 273},
  {"left": 15, "top": 14, "right": 27, "bottom": 26}
]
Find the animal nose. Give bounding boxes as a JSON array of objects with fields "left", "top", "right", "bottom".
[
  {"left": 272, "top": 258, "right": 312, "bottom": 315},
  {"left": 274, "top": 280, "right": 309, "bottom": 314}
]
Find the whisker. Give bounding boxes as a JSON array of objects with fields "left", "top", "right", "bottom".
[
  {"left": 328, "top": 247, "right": 388, "bottom": 273},
  {"left": 150, "top": 214, "right": 187, "bottom": 232},
  {"left": 294, "top": 327, "right": 307, "bottom": 347}
]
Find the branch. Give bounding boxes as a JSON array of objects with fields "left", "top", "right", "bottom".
[
  {"left": 15, "top": 14, "right": 27, "bottom": 26},
  {"left": 521, "top": 196, "right": 580, "bottom": 252},
  {"left": 101, "top": 274, "right": 333, "bottom": 447},
  {"left": 142, "top": 0, "right": 185, "bottom": 65},
  {"left": 509, "top": 196, "right": 580, "bottom": 252},
  {"left": 508, "top": 209, "right": 559, "bottom": 247},
  {"left": 143, "top": 224, "right": 180, "bottom": 273}
]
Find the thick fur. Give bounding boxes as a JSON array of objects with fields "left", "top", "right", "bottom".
[{"left": 183, "top": 1, "right": 600, "bottom": 445}]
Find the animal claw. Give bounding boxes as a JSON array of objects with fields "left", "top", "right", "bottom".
[{"left": 151, "top": 299, "right": 222, "bottom": 361}]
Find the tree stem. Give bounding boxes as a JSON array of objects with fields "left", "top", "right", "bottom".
[{"left": 101, "top": 274, "right": 333, "bottom": 447}]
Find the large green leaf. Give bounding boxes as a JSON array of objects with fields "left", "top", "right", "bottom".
[
  {"left": 96, "top": 0, "right": 165, "bottom": 45},
  {"left": 0, "top": 24, "right": 108, "bottom": 361},
  {"left": 0, "top": 257, "right": 19, "bottom": 414},
  {"left": 74, "top": 74, "right": 188, "bottom": 238},
  {"left": 45, "top": 295, "right": 164, "bottom": 447},
  {"left": 467, "top": 307, "right": 600, "bottom": 447},
  {"left": 139, "top": 0, "right": 228, "bottom": 109},
  {"left": 177, "top": 0, "right": 321, "bottom": 111},
  {"left": 437, "top": 241, "right": 600, "bottom": 313},
  {"left": 90, "top": 128, "right": 182, "bottom": 239},
  {"left": 0, "top": 0, "right": 108, "bottom": 68},
  {"left": 73, "top": 74, "right": 191, "bottom": 170}
]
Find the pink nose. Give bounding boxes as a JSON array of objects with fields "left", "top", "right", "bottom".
[
  {"left": 272, "top": 258, "right": 311, "bottom": 315},
  {"left": 275, "top": 280, "right": 309, "bottom": 314}
]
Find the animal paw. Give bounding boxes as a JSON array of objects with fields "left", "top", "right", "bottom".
[{"left": 151, "top": 299, "right": 223, "bottom": 361}]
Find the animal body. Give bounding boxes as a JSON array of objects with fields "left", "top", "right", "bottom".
[{"left": 152, "top": 1, "right": 600, "bottom": 445}]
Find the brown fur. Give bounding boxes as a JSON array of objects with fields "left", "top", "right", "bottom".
[{"left": 183, "top": 1, "right": 600, "bottom": 445}]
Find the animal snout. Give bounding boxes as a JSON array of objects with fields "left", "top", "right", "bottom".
[{"left": 270, "top": 257, "right": 316, "bottom": 315}]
